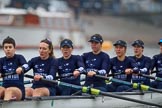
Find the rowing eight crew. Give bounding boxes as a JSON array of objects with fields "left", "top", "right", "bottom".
[{"left": 0, "top": 35, "right": 161, "bottom": 101}]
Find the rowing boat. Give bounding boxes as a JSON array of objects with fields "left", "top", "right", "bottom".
[
  {"left": 0, "top": 91, "right": 161, "bottom": 108},
  {"left": 1, "top": 74, "right": 161, "bottom": 108}
]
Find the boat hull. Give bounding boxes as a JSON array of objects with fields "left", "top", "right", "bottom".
[{"left": 0, "top": 92, "right": 161, "bottom": 108}]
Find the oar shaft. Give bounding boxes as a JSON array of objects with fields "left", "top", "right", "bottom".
[
  {"left": 139, "top": 73, "right": 162, "bottom": 82},
  {"left": 56, "top": 73, "right": 73, "bottom": 79},
  {"left": 107, "top": 72, "right": 124, "bottom": 77},
  {"left": 110, "top": 78, "right": 133, "bottom": 86},
  {"left": 139, "top": 74, "right": 155, "bottom": 80},
  {"left": 100, "top": 91, "right": 162, "bottom": 108},
  {"left": 94, "top": 75, "right": 162, "bottom": 93},
  {"left": 151, "top": 70, "right": 159, "bottom": 74},
  {"left": 149, "top": 87, "right": 162, "bottom": 93},
  {"left": 24, "top": 74, "right": 34, "bottom": 79},
  {"left": 94, "top": 75, "right": 109, "bottom": 80},
  {"left": 24, "top": 80, "right": 33, "bottom": 84}
]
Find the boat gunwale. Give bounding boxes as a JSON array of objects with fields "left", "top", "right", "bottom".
[{"left": 10, "top": 91, "right": 152, "bottom": 102}]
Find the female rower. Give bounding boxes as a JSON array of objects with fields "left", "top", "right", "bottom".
[
  {"left": 25, "top": 39, "right": 57, "bottom": 97},
  {"left": 150, "top": 39, "right": 162, "bottom": 89},
  {"left": 107, "top": 40, "right": 138, "bottom": 92},
  {"left": 0, "top": 36, "right": 29, "bottom": 100},
  {"left": 82, "top": 34, "right": 110, "bottom": 92},
  {"left": 56, "top": 39, "right": 84, "bottom": 95},
  {"left": 130, "top": 40, "right": 151, "bottom": 86}
]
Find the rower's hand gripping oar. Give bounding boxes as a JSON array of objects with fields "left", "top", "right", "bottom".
[
  {"left": 107, "top": 70, "right": 162, "bottom": 82},
  {"left": 24, "top": 74, "right": 162, "bottom": 108},
  {"left": 24, "top": 74, "right": 58, "bottom": 84}
]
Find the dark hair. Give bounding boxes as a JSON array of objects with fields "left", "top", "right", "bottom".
[
  {"left": 40, "top": 38, "right": 54, "bottom": 58},
  {"left": 2, "top": 36, "right": 16, "bottom": 48}
]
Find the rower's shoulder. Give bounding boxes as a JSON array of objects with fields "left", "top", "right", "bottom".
[
  {"left": 14, "top": 54, "right": 24, "bottom": 57},
  {"left": 152, "top": 53, "right": 162, "bottom": 59},
  {"left": 143, "top": 55, "right": 151, "bottom": 60},
  {"left": 82, "top": 52, "right": 91, "bottom": 57},
  {"left": 110, "top": 57, "right": 117, "bottom": 61},
  {"left": 82, "top": 52, "right": 91, "bottom": 55},
  {"left": 28, "top": 56, "right": 41, "bottom": 62},
  {"left": 100, "top": 51, "right": 109, "bottom": 56}
]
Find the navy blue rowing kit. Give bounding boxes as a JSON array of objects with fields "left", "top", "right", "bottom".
[
  {"left": 0, "top": 54, "right": 29, "bottom": 100},
  {"left": 56, "top": 55, "right": 84, "bottom": 95},
  {"left": 130, "top": 55, "right": 151, "bottom": 85},
  {"left": 107, "top": 56, "right": 138, "bottom": 92},
  {"left": 27, "top": 56, "right": 57, "bottom": 96},
  {"left": 57, "top": 55, "right": 84, "bottom": 85},
  {"left": 150, "top": 53, "right": 162, "bottom": 89},
  {"left": 151, "top": 53, "right": 162, "bottom": 77},
  {"left": 82, "top": 51, "right": 110, "bottom": 91}
]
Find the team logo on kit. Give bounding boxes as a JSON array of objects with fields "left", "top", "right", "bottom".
[
  {"left": 59, "top": 66, "right": 62, "bottom": 69},
  {"left": 157, "top": 60, "right": 161, "bottom": 64}
]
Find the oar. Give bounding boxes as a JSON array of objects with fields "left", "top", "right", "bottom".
[
  {"left": 151, "top": 70, "right": 160, "bottom": 74},
  {"left": 107, "top": 70, "right": 159, "bottom": 77},
  {"left": 24, "top": 80, "right": 33, "bottom": 84},
  {"left": 94, "top": 74, "right": 162, "bottom": 93},
  {"left": 56, "top": 73, "right": 73, "bottom": 79},
  {"left": 24, "top": 74, "right": 162, "bottom": 108},
  {"left": 90, "top": 89, "right": 162, "bottom": 108},
  {"left": 138, "top": 73, "right": 162, "bottom": 82},
  {"left": 107, "top": 72, "right": 124, "bottom": 77}
]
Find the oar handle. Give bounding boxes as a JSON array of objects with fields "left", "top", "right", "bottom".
[
  {"left": 24, "top": 74, "right": 58, "bottom": 84},
  {"left": 56, "top": 73, "right": 73, "bottom": 79},
  {"left": 110, "top": 78, "right": 133, "bottom": 86},
  {"left": 56, "top": 69, "right": 87, "bottom": 79},
  {"left": 107, "top": 72, "right": 124, "bottom": 77}
]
